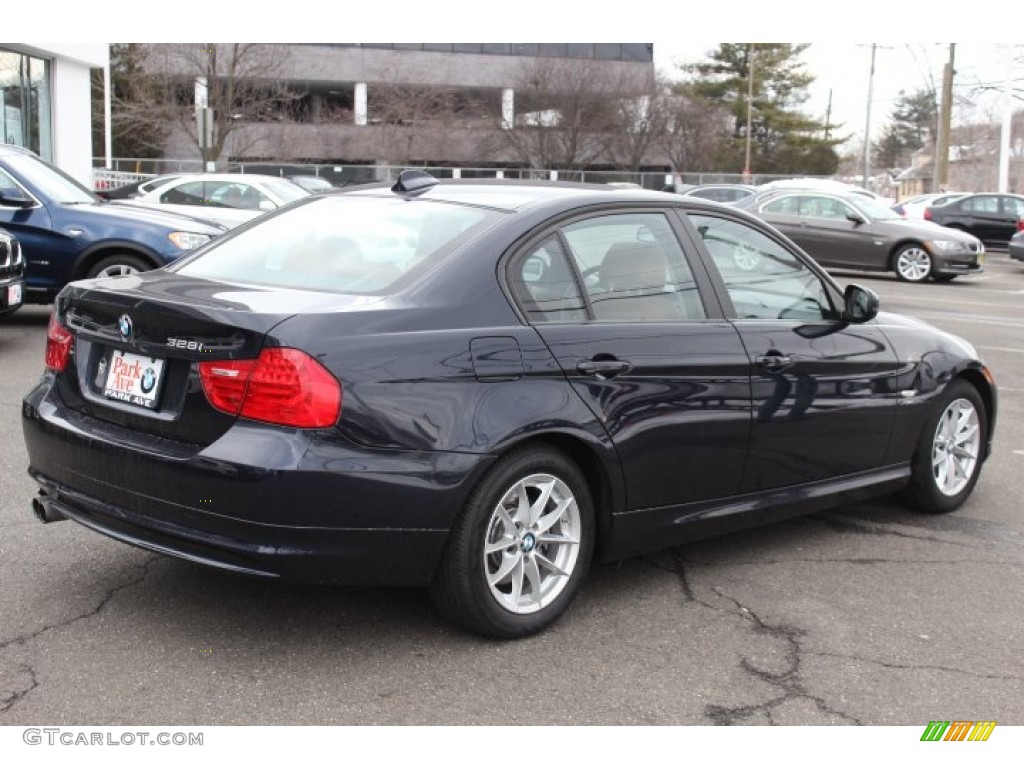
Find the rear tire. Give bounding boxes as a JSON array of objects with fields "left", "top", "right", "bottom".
[
  {"left": 898, "top": 380, "right": 986, "bottom": 514},
  {"left": 430, "top": 447, "right": 594, "bottom": 638}
]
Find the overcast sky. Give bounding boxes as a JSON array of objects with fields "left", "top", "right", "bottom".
[{"left": 653, "top": 43, "right": 1021, "bottom": 148}]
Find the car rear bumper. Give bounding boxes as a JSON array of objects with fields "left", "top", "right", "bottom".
[
  {"left": 22, "top": 382, "right": 493, "bottom": 586},
  {"left": 1009, "top": 242, "right": 1024, "bottom": 262}
]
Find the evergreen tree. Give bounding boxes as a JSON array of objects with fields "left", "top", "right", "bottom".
[
  {"left": 681, "top": 44, "right": 841, "bottom": 175},
  {"left": 872, "top": 88, "right": 938, "bottom": 169}
]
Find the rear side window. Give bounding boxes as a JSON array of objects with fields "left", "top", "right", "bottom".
[{"left": 173, "top": 196, "right": 504, "bottom": 294}]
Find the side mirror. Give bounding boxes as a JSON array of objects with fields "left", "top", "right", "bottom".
[
  {"left": 258, "top": 200, "right": 276, "bottom": 212},
  {"left": 0, "top": 188, "right": 35, "bottom": 208},
  {"left": 843, "top": 283, "right": 879, "bottom": 323},
  {"left": 846, "top": 211, "right": 866, "bottom": 225}
]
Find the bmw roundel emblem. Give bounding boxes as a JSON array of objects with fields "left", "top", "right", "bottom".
[{"left": 117, "top": 314, "right": 134, "bottom": 341}]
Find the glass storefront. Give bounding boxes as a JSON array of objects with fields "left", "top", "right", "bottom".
[{"left": 0, "top": 48, "right": 52, "bottom": 160}]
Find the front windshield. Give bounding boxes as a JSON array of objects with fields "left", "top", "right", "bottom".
[
  {"left": 4, "top": 153, "right": 97, "bottom": 204},
  {"left": 857, "top": 199, "right": 900, "bottom": 221}
]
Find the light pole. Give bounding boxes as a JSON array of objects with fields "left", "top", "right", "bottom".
[
  {"left": 744, "top": 45, "right": 755, "bottom": 182},
  {"left": 862, "top": 44, "right": 876, "bottom": 190}
]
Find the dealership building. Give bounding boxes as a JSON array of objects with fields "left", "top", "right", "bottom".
[{"left": 0, "top": 44, "right": 109, "bottom": 186}]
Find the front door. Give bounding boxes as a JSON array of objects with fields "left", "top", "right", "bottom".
[{"left": 686, "top": 211, "right": 905, "bottom": 492}]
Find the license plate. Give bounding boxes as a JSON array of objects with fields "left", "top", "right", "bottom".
[
  {"left": 6, "top": 283, "right": 20, "bottom": 306},
  {"left": 103, "top": 350, "right": 166, "bottom": 409}
]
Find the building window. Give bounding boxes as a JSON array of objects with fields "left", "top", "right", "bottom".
[{"left": 0, "top": 49, "right": 52, "bottom": 160}]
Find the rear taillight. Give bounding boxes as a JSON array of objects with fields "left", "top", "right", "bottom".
[
  {"left": 45, "top": 314, "right": 74, "bottom": 372},
  {"left": 199, "top": 348, "right": 342, "bottom": 429},
  {"left": 923, "top": 208, "right": 932, "bottom": 220},
  {"left": 1017, "top": 218, "right": 1024, "bottom": 232}
]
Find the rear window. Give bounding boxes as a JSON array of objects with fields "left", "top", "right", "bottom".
[{"left": 172, "top": 195, "right": 505, "bottom": 294}]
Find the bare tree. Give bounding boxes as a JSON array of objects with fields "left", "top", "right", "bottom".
[
  {"left": 659, "top": 91, "right": 732, "bottom": 176},
  {"left": 118, "top": 44, "right": 301, "bottom": 165},
  {"left": 494, "top": 57, "right": 625, "bottom": 172},
  {"left": 607, "top": 74, "right": 669, "bottom": 171},
  {"left": 368, "top": 82, "right": 460, "bottom": 166}
]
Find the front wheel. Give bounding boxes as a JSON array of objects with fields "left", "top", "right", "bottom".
[
  {"left": 899, "top": 380, "right": 987, "bottom": 514},
  {"left": 430, "top": 447, "right": 594, "bottom": 638},
  {"left": 894, "top": 245, "right": 932, "bottom": 282},
  {"left": 85, "top": 254, "right": 151, "bottom": 279}
]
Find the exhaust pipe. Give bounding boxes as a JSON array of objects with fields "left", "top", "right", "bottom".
[{"left": 32, "top": 494, "right": 67, "bottom": 524}]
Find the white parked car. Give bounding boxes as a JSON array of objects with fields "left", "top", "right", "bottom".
[
  {"left": 893, "top": 192, "right": 966, "bottom": 220},
  {"left": 758, "top": 178, "right": 894, "bottom": 206},
  {"left": 119, "top": 174, "right": 311, "bottom": 229}
]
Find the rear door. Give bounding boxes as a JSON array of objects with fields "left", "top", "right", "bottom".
[
  {"left": 508, "top": 209, "right": 752, "bottom": 512},
  {"left": 685, "top": 210, "right": 904, "bottom": 492}
]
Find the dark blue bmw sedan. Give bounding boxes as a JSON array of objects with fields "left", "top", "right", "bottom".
[{"left": 22, "top": 171, "right": 997, "bottom": 637}]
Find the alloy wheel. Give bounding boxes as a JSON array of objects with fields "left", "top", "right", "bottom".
[{"left": 931, "top": 398, "right": 981, "bottom": 497}]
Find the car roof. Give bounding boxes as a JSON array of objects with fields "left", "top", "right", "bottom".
[{"left": 337, "top": 178, "right": 683, "bottom": 213}]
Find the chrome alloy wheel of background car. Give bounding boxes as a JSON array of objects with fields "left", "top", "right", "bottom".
[
  {"left": 732, "top": 240, "right": 762, "bottom": 271},
  {"left": 931, "top": 398, "right": 981, "bottom": 497},
  {"left": 483, "top": 473, "right": 581, "bottom": 614},
  {"left": 895, "top": 245, "right": 932, "bottom": 282}
]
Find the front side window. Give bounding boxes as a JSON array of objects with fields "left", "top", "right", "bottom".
[
  {"left": 690, "top": 214, "right": 835, "bottom": 322},
  {"left": 562, "top": 212, "right": 705, "bottom": 322}
]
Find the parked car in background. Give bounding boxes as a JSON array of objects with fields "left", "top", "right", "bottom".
[
  {"left": 0, "top": 145, "right": 225, "bottom": 304},
  {"left": 924, "top": 193, "right": 1024, "bottom": 248},
  {"left": 96, "top": 174, "right": 186, "bottom": 200},
  {"left": 123, "top": 173, "right": 310, "bottom": 229},
  {"left": 24, "top": 172, "right": 996, "bottom": 638},
  {"left": 758, "top": 177, "right": 894, "bottom": 205},
  {"left": 736, "top": 189, "right": 984, "bottom": 282},
  {"left": 287, "top": 175, "right": 336, "bottom": 193},
  {"left": 1009, "top": 229, "right": 1024, "bottom": 263},
  {"left": 679, "top": 184, "right": 757, "bottom": 203},
  {"left": 892, "top": 192, "right": 966, "bottom": 219},
  {"left": 0, "top": 227, "right": 24, "bottom": 316}
]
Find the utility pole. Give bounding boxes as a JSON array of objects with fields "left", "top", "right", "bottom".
[
  {"left": 825, "top": 89, "right": 832, "bottom": 141},
  {"left": 862, "top": 44, "right": 876, "bottom": 191},
  {"left": 744, "top": 44, "right": 755, "bottom": 183},
  {"left": 999, "top": 48, "right": 1013, "bottom": 193},
  {"left": 934, "top": 44, "right": 956, "bottom": 192}
]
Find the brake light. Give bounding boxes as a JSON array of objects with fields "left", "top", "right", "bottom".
[
  {"left": 45, "top": 314, "right": 74, "bottom": 372},
  {"left": 1017, "top": 218, "right": 1024, "bottom": 232},
  {"left": 199, "top": 348, "right": 342, "bottom": 428},
  {"left": 923, "top": 208, "right": 932, "bottom": 220}
]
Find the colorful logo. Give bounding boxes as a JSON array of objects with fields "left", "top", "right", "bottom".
[{"left": 920, "top": 721, "right": 996, "bottom": 742}]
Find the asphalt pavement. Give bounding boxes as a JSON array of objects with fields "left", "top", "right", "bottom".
[{"left": 1, "top": 254, "right": 1022, "bottom": 726}]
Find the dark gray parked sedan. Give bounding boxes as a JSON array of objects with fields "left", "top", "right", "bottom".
[{"left": 736, "top": 190, "right": 985, "bottom": 282}]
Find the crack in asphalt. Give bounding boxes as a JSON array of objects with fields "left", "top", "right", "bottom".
[
  {"left": 683, "top": 557, "right": 1024, "bottom": 568},
  {"left": 0, "top": 554, "right": 160, "bottom": 716},
  {"left": 644, "top": 553, "right": 864, "bottom": 725},
  {"left": 0, "top": 664, "right": 38, "bottom": 714},
  {"left": 0, "top": 554, "right": 160, "bottom": 653},
  {"left": 815, "top": 516, "right": 991, "bottom": 550},
  {"left": 704, "top": 588, "right": 863, "bottom": 726},
  {"left": 806, "top": 651, "right": 1024, "bottom": 683}
]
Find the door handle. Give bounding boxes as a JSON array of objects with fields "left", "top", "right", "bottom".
[
  {"left": 577, "top": 359, "right": 632, "bottom": 379},
  {"left": 756, "top": 354, "right": 793, "bottom": 372}
]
